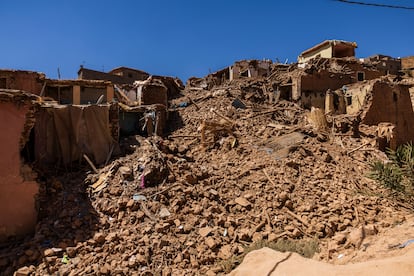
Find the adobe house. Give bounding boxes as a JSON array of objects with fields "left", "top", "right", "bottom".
[
  {"left": 109, "top": 67, "right": 150, "bottom": 83},
  {"left": 133, "top": 77, "right": 168, "bottom": 107},
  {"left": 0, "top": 69, "right": 45, "bottom": 95},
  {"left": 0, "top": 88, "right": 120, "bottom": 241},
  {"left": 78, "top": 66, "right": 150, "bottom": 85},
  {"left": 43, "top": 79, "right": 114, "bottom": 104},
  {"left": 0, "top": 90, "right": 39, "bottom": 241},
  {"left": 362, "top": 54, "right": 401, "bottom": 76},
  {"left": 332, "top": 78, "right": 414, "bottom": 149},
  {"left": 78, "top": 66, "right": 183, "bottom": 100},
  {"left": 290, "top": 58, "right": 383, "bottom": 109},
  {"left": 187, "top": 59, "right": 272, "bottom": 90},
  {"left": 34, "top": 103, "right": 118, "bottom": 166},
  {"left": 229, "top": 60, "right": 272, "bottom": 80},
  {"left": 401, "top": 56, "right": 414, "bottom": 77},
  {"left": 298, "top": 40, "right": 357, "bottom": 63}
]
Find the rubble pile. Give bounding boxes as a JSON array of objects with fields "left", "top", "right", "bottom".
[{"left": 1, "top": 74, "right": 412, "bottom": 275}]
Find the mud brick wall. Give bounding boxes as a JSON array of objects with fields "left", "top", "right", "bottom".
[
  {"left": 139, "top": 85, "right": 168, "bottom": 107},
  {"left": 0, "top": 71, "right": 44, "bottom": 95},
  {"left": 0, "top": 102, "right": 38, "bottom": 241},
  {"left": 362, "top": 82, "right": 414, "bottom": 148}
]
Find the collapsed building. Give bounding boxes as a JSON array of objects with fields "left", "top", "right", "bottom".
[
  {"left": 402, "top": 56, "right": 414, "bottom": 77},
  {"left": 2, "top": 39, "right": 414, "bottom": 274},
  {"left": 361, "top": 54, "right": 402, "bottom": 76},
  {"left": 78, "top": 66, "right": 183, "bottom": 99},
  {"left": 186, "top": 40, "right": 414, "bottom": 151},
  {"left": 187, "top": 59, "right": 272, "bottom": 89},
  {"left": 0, "top": 66, "right": 183, "bottom": 242},
  {"left": 0, "top": 89, "right": 118, "bottom": 241}
]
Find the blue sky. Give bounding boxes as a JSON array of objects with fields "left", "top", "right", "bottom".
[{"left": 0, "top": 0, "right": 413, "bottom": 81}]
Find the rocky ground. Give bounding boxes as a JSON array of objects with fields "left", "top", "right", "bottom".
[{"left": 1, "top": 77, "right": 413, "bottom": 275}]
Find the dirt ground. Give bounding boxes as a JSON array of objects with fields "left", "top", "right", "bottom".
[
  {"left": 230, "top": 216, "right": 414, "bottom": 275},
  {"left": 2, "top": 74, "right": 414, "bottom": 275}
]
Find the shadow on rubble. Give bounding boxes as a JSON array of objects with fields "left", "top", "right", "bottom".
[
  {"left": 0, "top": 166, "right": 99, "bottom": 275},
  {"left": 165, "top": 108, "right": 185, "bottom": 134}
]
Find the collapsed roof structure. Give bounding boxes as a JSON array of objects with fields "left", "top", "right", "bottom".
[{"left": 0, "top": 66, "right": 183, "bottom": 242}]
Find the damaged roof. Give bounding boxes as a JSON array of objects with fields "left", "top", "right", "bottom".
[{"left": 300, "top": 40, "right": 358, "bottom": 57}]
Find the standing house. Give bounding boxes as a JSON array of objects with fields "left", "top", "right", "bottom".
[{"left": 298, "top": 40, "right": 357, "bottom": 63}]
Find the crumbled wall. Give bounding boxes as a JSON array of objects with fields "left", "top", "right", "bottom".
[
  {"left": 137, "top": 82, "right": 168, "bottom": 107},
  {"left": 0, "top": 101, "right": 38, "bottom": 241},
  {"left": 361, "top": 81, "right": 414, "bottom": 148},
  {"left": 0, "top": 70, "right": 44, "bottom": 95},
  {"left": 401, "top": 56, "right": 414, "bottom": 69}
]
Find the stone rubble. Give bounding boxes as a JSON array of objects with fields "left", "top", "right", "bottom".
[{"left": 0, "top": 74, "right": 413, "bottom": 276}]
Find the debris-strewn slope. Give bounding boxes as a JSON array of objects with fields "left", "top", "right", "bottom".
[{"left": 2, "top": 78, "right": 413, "bottom": 276}]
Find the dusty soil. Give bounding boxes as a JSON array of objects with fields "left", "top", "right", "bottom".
[
  {"left": 230, "top": 216, "right": 414, "bottom": 275},
  {"left": 1, "top": 76, "right": 414, "bottom": 275}
]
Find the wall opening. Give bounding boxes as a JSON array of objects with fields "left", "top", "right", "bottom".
[
  {"left": 0, "top": 78, "right": 7, "bottom": 89},
  {"left": 357, "top": 72, "right": 365, "bottom": 81}
]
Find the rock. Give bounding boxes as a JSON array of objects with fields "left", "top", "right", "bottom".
[
  {"left": 205, "top": 237, "right": 218, "bottom": 249},
  {"left": 126, "top": 199, "right": 135, "bottom": 208},
  {"left": 252, "top": 232, "right": 263, "bottom": 242},
  {"left": 119, "top": 166, "right": 132, "bottom": 179},
  {"left": 24, "top": 249, "right": 34, "bottom": 256},
  {"left": 364, "top": 224, "right": 378, "bottom": 236},
  {"left": 162, "top": 267, "right": 172, "bottom": 276},
  {"left": 14, "top": 266, "right": 31, "bottom": 276},
  {"left": 268, "top": 233, "right": 278, "bottom": 242},
  {"left": 159, "top": 207, "right": 171, "bottom": 218},
  {"left": 93, "top": 232, "right": 106, "bottom": 244},
  {"left": 174, "top": 253, "right": 183, "bottom": 264},
  {"left": 155, "top": 223, "right": 170, "bottom": 233},
  {"left": 136, "top": 254, "right": 146, "bottom": 264},
  {"left": 100, "top": 263, "right": 111, "bottom": 275},
  {"left": 218, "top": 245, "right": 232, "bottom": 260},
  {"left": 105, "top": 232, "right": 118, "bottom": 243},
  {"left": 284, "top": 200, "right": 294, "bottom": 210},
  {"left": 45, "top": 256, "right": 58, "bottom": 264},
  {"left": 332, "top": 233, "right": 347, "bottom": 245},
  {"left": 345, "top": 227, "right": 365, "bottom": 249},
  {"left": 199, "top": 226, "right": 212, "bottom": 237},
  {"left": 43, "top": 248, "right": 62, "bottom": 257},
  {"left": 185, "top": 173, "right": 198, "bottom": 184},
  {"left": 279, "top": 191, "right": 289, "bottom": 202},
  {"left": 235, "top": 197, "right": 251, "bottom": 207},
  {"left": 66, "top": 247, "right": 77, "bottom": 258}
]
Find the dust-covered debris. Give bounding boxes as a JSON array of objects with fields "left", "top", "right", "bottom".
[{"left": 1, "top": 54, "right": 414, "bottom": 275}]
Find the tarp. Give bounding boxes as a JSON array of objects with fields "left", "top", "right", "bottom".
[{"left": 35, "top": 105, "right": 115, "bottom": 166}]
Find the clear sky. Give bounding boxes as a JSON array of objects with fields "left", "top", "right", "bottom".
[{"left": 0, "top": 0, "right": 413, "bottom": 81}]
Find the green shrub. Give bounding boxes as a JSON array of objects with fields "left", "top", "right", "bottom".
[
  {"left": 369, "top": 142, "right": 414, "bottom": 191},
  {"left": 368, "top": 161, "right": 403, "bottom": 191}
]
